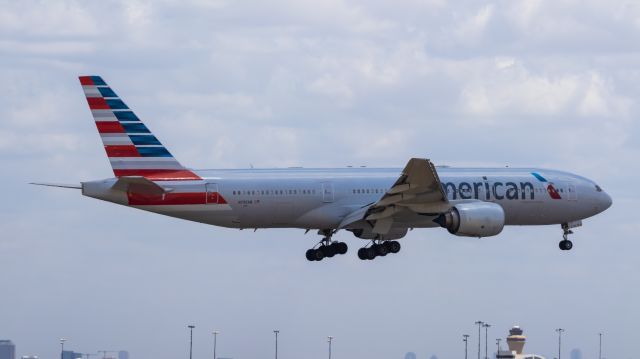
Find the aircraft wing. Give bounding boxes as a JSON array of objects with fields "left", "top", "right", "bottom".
[{"left": 339, "top": 158, "right": 451, "bottom": 234}]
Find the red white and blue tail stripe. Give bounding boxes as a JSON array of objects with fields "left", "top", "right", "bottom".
[{"left": 80, "top": 76, "right": 200, "bottom": 181}]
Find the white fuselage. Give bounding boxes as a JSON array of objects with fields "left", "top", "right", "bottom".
[{"left": 82, "top": 166, "right": 612, "bottom": 232}]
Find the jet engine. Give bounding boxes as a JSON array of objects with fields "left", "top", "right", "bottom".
[
  {"left": 349, "top": 227, "right": 408, "bottom": 240},
  {"left": 434, "top": 202, "right": 505, "bottom": 237}
]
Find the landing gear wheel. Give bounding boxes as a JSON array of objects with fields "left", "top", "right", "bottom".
[
  {"left": 388, "top": 241, "right": 401, "bottom": 253},
  {"left": 373, "top": 243, "right": 388, "bottom": 256},
  {"left": 312, "top": 248, "right": 325, "bottom": 260},
  {"left": 383, "top": 241, "right": 401, "bottom": 254},
  {"left": 321, "top": 244, "right": 336, "bottom": 257},
  {"left": 364, "top": 247, "right": 376, "bottom": 260},
  {"left": 305, "top": 249, "right": 316, "bottom": 261},
  {"left": 336, "top": 242, "right": 348, "bottom": 255},
  {"left": 559, "top": 240, "right": 573, "bottom": 251},
  {"left": 357, "top": 248, "right": 368, "bottom": 260}
]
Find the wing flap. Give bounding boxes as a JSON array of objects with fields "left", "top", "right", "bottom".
[{"left": 339, "top": 158, "right": 451, "bottom": 234}]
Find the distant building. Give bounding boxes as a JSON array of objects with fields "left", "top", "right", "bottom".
[
  {"left": 496, "top": 326, "right": 545, "bottom": 359},
  {"left": 404, "top": 353, "right": 416, "bottom": 359},
  {"left": 20, "top": 356, "right": 38, "bottom": 359},
  {"left": 0, "top": 340, "right": 15, "bottom": 359},
  {"left": 118, "top": 351, "right": 129, "bottom": 359},
  {"left": 429, "top": 355, "right": 438, "bottom": 359},
  {"left": 570, "top": 349, "right": 582, "bottom": 359}
]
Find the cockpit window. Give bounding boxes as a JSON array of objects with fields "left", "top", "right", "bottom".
[{"left": 595, "top": 185, "right": 603, "bottom": 192}]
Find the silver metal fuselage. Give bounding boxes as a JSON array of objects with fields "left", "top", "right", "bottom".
[{"left": 82, "top": 167, "right": 612, "bottom": 232}]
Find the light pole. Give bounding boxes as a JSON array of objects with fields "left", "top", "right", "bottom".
[
  {"left": 188, "top": 325, "right": 195, "bottom": 359},
  {"left": 327, "top": 336, "right": 333, "bottom": 359},
  {"left": 496, "top": 339, "right": 501, "bottom": 354},
  {"left": 274, "top": 330, "right": 279, "bottom": 359},
  {"left": 598, "top": 332, "right": 603, "bottom": 359},
  {"left": 483, "top": 323, "right": 491, "bottom": 359},
  {"left": 60, "top": 338, "right": 67, "bottom": 359},
  {"left": 463, "top": 334, "right": 470, "bottom": 359},
  {"left": 212, "top": 331, "right": 219, "bottom": 359},
  {"left": 475, "top": 321, "right": 484, "bottom": 359},
  {"left": 555, "top": 328, "right": 564, "bottom": 359}
]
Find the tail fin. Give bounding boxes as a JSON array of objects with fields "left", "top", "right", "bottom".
[{"left": 79, "top": 76, "right": 200, "bottom": 181}]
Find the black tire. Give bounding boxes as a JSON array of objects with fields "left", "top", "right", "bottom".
[
  {"left": 388, "top": 241, "right": 401, "bottom": 253},
  {"left": 365, "top": 247, "right": 376, "bottom": 260},
  {"left": 322, "top": 245, "right": 336, "bottom": 257},
  {"left": 357, "top": 248, "right": 367, "bottom": 260},
  {"left": 313, "top": 248, "right": 325, "bottom": 261},
  {"left": 374, "top": 243, "right": 388, "bottom": 256},
  {"left": 337, "top": 242, "right": 348, "bottom": 255},
  {"left": 306, "top": 249, "right": 316, "bottom": 261},
  {"left": 559, "top": 240, "right": 573, "bottom": 251},
  {"left": 559, "top": 241, "right": 565, "bottom": 250},
  {"left": 329, "top": 242, "right": 341, "bottom": 255}
]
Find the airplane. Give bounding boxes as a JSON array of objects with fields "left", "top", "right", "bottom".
[{"left": 33, "top": 76, "right": 613, "bottom": 261}]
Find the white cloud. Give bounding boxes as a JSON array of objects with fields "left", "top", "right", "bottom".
[
  {"left": 459, "top": 59, "right": 631, "bottom": 121},
  {"left": 307, "top": 74, "right": 354, "bottom": 102},
  {"left": 0, "top": 1, "right": 100, "bottom": 37},
  {"left": 0, "top": 40, "right": 95, "bottom": 56},
  {"left": 454, "top": 4, "right": 494, "bottom": 43}
]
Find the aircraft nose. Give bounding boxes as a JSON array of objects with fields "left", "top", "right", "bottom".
[{"left": 601, "top": 191, "right": 613, "bottom": 210}]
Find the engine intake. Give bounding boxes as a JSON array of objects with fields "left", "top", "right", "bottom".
[{"left": 434, "top": 202, "right": 505, "bottom": 237}]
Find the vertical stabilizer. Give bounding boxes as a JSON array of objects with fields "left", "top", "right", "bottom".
[{"left": 79, "top": 76, "right": 200, "bottom": 181}]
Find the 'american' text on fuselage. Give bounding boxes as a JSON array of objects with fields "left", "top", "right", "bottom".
[{"left": 443, "top": 181, "right": 536, "bottom": 201}]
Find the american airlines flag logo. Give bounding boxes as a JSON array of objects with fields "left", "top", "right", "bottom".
[
  {"left": 80, "top": 76, "right": 201, "bottom": 181},
  {"left": 531, "top": 172, "right": 561, "bottom": 199}
]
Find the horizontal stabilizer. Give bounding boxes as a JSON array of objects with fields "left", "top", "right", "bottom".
[
  {"left": 30, "top": 182, "right": 81, "bottom": 189},
  {"left": 111, "top": 176, "right": 168, "bottom": 195}
]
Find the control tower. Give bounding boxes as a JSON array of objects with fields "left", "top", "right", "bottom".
[{"left": 507, "top": 326, "right": 526, "bottom": 354}]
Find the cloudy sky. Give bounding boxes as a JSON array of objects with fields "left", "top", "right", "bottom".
[{"left": 1, "top": 0, "right": 639, "bottom": 358}]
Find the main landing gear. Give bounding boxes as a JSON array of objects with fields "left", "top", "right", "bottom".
[
  {"left": 306, "top": 230, "right": 348, "bottom": 261},
  {"left": 559, "top": 223, "right": 574, "bottom": 251},
  {"left": 357, "top": 240, "right": 401, "bottom": 260}
]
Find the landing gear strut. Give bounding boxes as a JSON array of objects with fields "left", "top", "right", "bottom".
[
  {"left": 559, "top": 223, "right": 574, "bottom": 251},
  {"left": 305, "top": 229, "right": 348, "bottom": 261},
  {"left": 357, "top": 240, "right": 401, "bottom": 260}
]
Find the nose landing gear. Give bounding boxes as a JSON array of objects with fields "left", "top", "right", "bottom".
[{"left": 559, "top": 223, "right": 574, "bottom": 251}]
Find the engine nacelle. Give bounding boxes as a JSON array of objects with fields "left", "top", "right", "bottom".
[
  {"left": 349, "top": 227, "right": 408, "bottom": 240},
  {"left": 434, "top": 202, "right": 505, "bottom": 237}
]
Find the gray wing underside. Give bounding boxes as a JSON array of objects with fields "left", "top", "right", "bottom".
[{"left": 338, "top": 158, "right": 451, "bottom": 234}]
